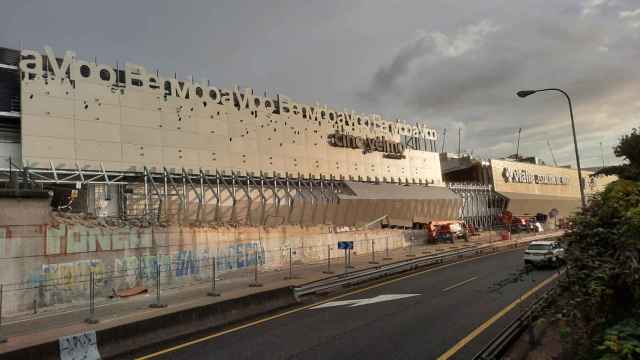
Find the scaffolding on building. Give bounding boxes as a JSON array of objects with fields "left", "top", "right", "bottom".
[
  {"left": 448, "top": 182, "right": 506, "bottom": 229},
  {"left": 1, "top": 159, "right": 507, "bottom": 228}
]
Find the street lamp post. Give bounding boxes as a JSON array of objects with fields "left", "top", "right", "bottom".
[{"left": 516, "top": 88, "right": 587, "bottom": 209}]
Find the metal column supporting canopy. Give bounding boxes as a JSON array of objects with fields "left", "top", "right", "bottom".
[
  {"left": 0, "top": 161, "right": 355, "bottom": 226},
  {"left": 448, "top": 183, "right": 504, "bottom": 229}
]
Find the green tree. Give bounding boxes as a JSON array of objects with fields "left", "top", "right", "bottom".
[
  {"left": 595, "top": 128, "right": 640, "bottom": 181},
  {"left": 561, "top": 127, "right": 640, "bottom": 358}
]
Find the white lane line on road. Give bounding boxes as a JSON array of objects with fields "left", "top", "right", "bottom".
[
  {"left": 310, "top": 294, "right": 420, "bottom": 309},
  {"left": 441, "top": 276, "right": 478, "bottom": 292},
  {"left": 137, "top": 247, "right": 528, "bottom": 360}
]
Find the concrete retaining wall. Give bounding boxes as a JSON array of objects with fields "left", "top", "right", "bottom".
[
  {"left": 0, "top": 222, "right": 423, "bottom": 315},
  {"left": 0, "top": 191, "right": 51, "bottom": 226}
]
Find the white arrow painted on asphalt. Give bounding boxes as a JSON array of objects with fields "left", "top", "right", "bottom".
[{"left": 310, "top": 294, "right": 420, "bottom": 309}]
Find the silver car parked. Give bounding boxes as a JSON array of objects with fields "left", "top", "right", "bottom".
[{"left": 524, "top": 240, "right": 565, "bottom": 268}]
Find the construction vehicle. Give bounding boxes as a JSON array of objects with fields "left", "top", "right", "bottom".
[{"left": 427, "top": 220, "right": 468, "bottom": 243}]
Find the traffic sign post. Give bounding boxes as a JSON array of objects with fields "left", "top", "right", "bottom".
[
  {"left": 284, "top": 248, "right": 299, "bottom": 280},
  {"left": 344, "top": 248, "right": 348, "bottom": 273},
  {"left": 338, "top": 241, "right": 354, "bottom": 273}
]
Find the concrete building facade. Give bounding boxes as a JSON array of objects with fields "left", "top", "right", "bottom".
[
  {"left": 17, "top": 46, "right": 442, "bottom": 185},
  {"left": 0, "top": 46, "right": 465, "bottom": 229}
]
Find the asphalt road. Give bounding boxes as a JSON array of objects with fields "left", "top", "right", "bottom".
[{"left": 136, "top": 248, "right": 558, "bottom": 360}]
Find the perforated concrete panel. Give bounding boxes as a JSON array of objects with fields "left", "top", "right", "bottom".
[{"left": 20, "top": 47, "right": 443, "bottom": 184}]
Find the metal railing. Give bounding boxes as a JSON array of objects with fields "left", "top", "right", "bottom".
[
  {"left": 294, "top": 231, "right": 560, "bottom": 297},
  {"left": 0, "top": 229, "right": 562, "bottom": 342},
  {"left": 473, "top": 285, "right": 560, "bottom": 360}
]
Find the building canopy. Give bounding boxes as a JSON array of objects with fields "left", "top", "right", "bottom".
[
  {"left": 337, "top": 182, "right": 462, "bottom": 226},
  {"left": 497, "top": 191, "right": 580, "bottom": 218}
]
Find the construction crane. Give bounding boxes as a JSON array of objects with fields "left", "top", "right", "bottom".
[{"left": 546, "top": 140, "right": 558, "bottom": 166}]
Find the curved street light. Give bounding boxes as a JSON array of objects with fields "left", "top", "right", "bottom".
[{"left": 516, "top": 88, "right": 587, "bottom": 209}]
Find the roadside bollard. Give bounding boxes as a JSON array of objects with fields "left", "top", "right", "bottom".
[
  {"left": 85, "top": 272, "right": 99, "bottom": 324},
  {"left": 369, "top": 239, "right": 378, "bottom": 264},
  {"left": 284, "top": 248, "right": 299, "bottom": 280},
  {"left": 0, "top": 284, "right": 7, "bottom": 343},
  {"left": 207, "top": 257, "right": 220, "bottom": 297},
  {"left": 249, "top": 249, "right": 263, "bottom": 287},
  {"left": 383, "top": 237, "right": 392, "bottom": 260},
  {"left": 323, "top": 245, "right": 334, "bottom": 274},
  {"left": 149, "top": 263, "right": 167, "bottom": 308}
]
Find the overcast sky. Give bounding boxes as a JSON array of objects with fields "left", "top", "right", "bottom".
[{"left": 2, "top": 0, "right": 638, "bottom": 167}]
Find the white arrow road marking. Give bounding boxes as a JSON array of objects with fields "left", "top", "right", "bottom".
[{"left": 310, "top": 294, "right": 420, "bottom": 309}]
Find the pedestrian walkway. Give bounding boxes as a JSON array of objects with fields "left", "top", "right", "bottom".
[{"left": 0, "top": 230, "right": 561, "bottom": 354}]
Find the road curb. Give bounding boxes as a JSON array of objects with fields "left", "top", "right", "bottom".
[{"left": 0, "top": 286, "right": 299, "bottom": 360}]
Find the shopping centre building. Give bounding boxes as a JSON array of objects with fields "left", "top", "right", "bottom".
[
  {"left": 441, "top": 154, "right": 615, "bottom": 225},
  {"left": 0, "top": 46, "right": 462, "bottom": 228},
  {"left": 0, "top": 45, "right": 616, "bottom": 314},
  {"left": 0, "top": 45, "right": 615, "bottom": 229}
]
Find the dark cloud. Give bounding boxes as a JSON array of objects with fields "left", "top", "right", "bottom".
[
  {"left": 360, "top": 2, "right": 640, "bottom": 165},
  {"left": 361, "top": 33, "right": 433, "bottom": 101},
  {"left": 0, "top": 0, "right": 638, "bottom": 167}
]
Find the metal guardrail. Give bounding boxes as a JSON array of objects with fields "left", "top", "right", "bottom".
[
  {"left": 473, "top": 285, "right": 558, "bottom": 360},
  {"left": 294, "top": 232, "right": 561, "bottom": 297}
]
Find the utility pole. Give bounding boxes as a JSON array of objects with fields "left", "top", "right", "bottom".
[
  {"left": 600, "top": 142, "right": 605, "bottom": 169},
  {"left": 441, "top": 128, "right": 447, "bottom": 153},
  {"left": 457, "top": 128, "right": 461, "bottom": 156},
  {"left": 515, "top": 128, "right": 522, "bottom": 160},
  {"left": 547, "top": 140, "right": 558, "bottom": 166}
]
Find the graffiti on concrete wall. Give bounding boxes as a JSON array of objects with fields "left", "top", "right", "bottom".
[
  {"left": 38, "top": 259, "right": 105, "bottom": 306},
  {"left": 114, "top": 254, "right": 172, "bottom": 289},
  {"left": 175, "top": 250, "right": 207, "bottom": 278},
  {"left": 216, "top": 242, "right": 265, "bottom": 272},
  {"left": 29, "top": 243, "right": 265, "bottom": 307},
  {"left": 46, "top": 225, "right": 153, "bottom": 255},
  {"left": 173, "top": 246, "right": 265, "bottom": 278}
]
